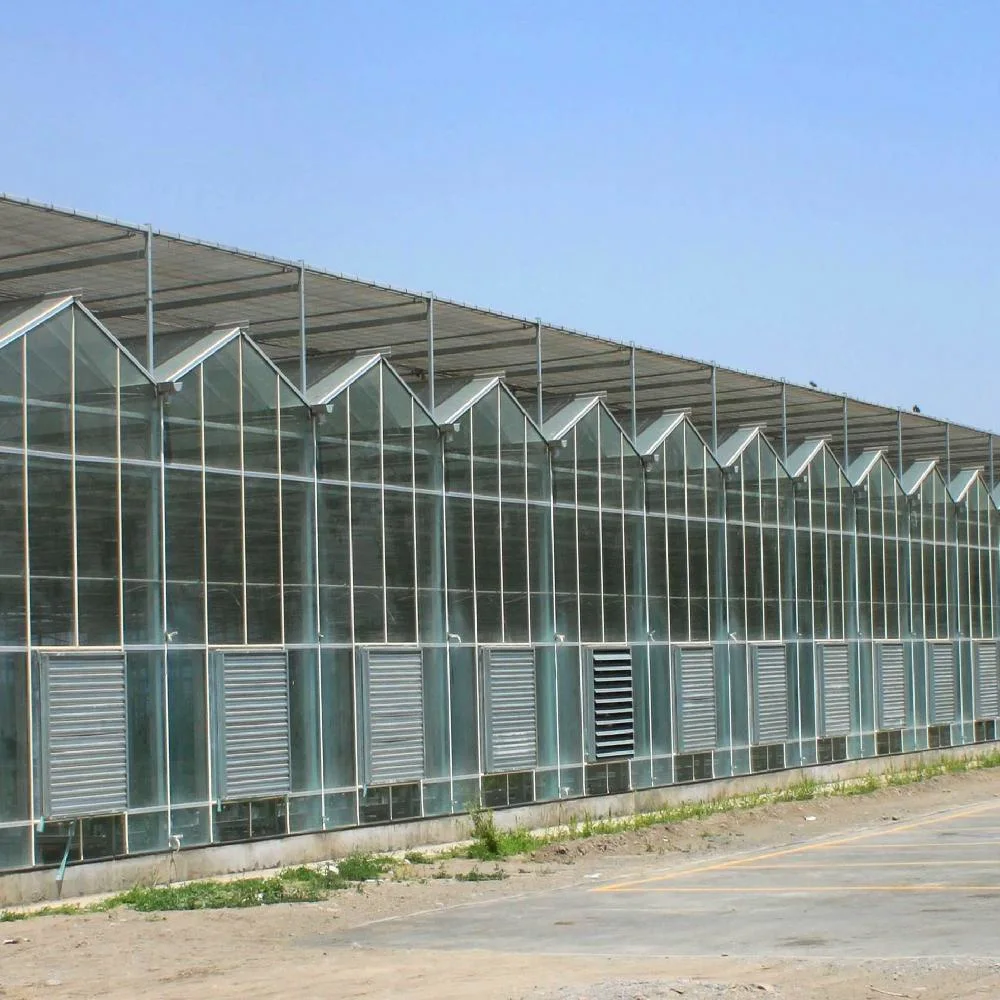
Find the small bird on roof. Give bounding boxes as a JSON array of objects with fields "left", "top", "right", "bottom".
[
  {"left": 808, "top": 381, "right": 818, "bottom": 388},
  {"left": 912, "top": 405, "right": 922, "bottom": 413}
]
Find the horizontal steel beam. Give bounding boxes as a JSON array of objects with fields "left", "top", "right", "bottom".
[
  {"left": 88, "top": 266, "right": 296, "bottom": 308},
  {"left": 0, "top": 231, "right": 136, "bottom": 265},
  {"left": 0, "top": 247, "right": 146, "bottom": 283},
  {"left": 254, "top": 308, "right": 428, "bottom": 342},
  {"left": 98, "top": 279, "right": 301, "bottom": 318}
]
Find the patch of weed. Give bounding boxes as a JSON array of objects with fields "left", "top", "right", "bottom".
[
  {"left": 335, "top": 853, "right": 395, "bottom": 882},
  {"left": 467, "top": 803, "right": 543, "bottom": 860},
  {"left": 0, "top": 904, "right": 83, "bottom": 921},
  {"left": 455, "top": 865, "right": 507, "bottom": 882},
  {"left": 404, "top": 851, "right": 433, "bottom": 865}
]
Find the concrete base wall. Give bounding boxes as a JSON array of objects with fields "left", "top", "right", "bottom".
[{"left": 2, "top": 744, "right": 995, "bottom": 906}]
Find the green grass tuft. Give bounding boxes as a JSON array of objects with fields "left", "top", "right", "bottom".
[
  {"left": 404, "top": 851, "right": 433, "bottom": 865},
  {"left": 467, "top": 803, "right": 543, "bottom": 860},
  {"left": 335, "top": 852, "right": 395, "bottom": 882},
  {"left": 454, "top": 865, "right": 507, "bottom": 882}
]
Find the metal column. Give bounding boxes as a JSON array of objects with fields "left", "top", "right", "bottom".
[
  {"left": 896, "top": 409, "right": 903, "bottom": 478},
  {"left": 710, "top": 365, "right": 718, "bottom": 451},
  {"left": 842, "top": 396, "right": 849, "bottom": 466},
  {"left": 629, "top": 344, "right": 637, "bottom": 440},
  {"left": 427, "top": 294, "right": 436, "bottom": 411},
  {"left": 990, "top": 436, "right": 995, "bottom": 490},
  {"left": 945, "top": 423, "right": 951, "bottom": 481},
  {"left": 298, "top": 262, "right": 307, "bottom": 393},
  {"left": 780, "top": 381, "right": 788, "bottom": 462},
  {"left": 144, "top": 224, "right": 154, "bottom": 371},
  {"left": 535, "top": 319, "right": 543, "bottom": 426}
]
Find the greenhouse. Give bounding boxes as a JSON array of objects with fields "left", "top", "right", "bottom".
[{"left": 0, "top": 194, "right": 997, "bottom": 874}]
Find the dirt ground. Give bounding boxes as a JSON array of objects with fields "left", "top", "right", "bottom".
[{"left": 2, "top": 770, "right": 999, "bottom": 999}]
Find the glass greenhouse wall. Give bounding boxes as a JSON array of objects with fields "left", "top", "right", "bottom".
[{"left": 1, "top": 295, "right": 998, "bottom": 873}]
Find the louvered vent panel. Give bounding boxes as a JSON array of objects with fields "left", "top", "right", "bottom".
[
  {"left": 366, "top": 648, "right": 425, "bottom": 785},
  {"left": 590, "top": 648, "right": 634, "bottom": 760},
  {"left": 876, "top": 643, "right": 907, "bottom": 730},
  {"left": 752, "top": 645, "right": 788, "bottom": 743},
  {"left": 819, "top": 643, "right": 851, "bottom": 737},
  {"left": 930, "top": 643, "right": 956, "bottom": 724},
  {"left": 483, "top": 648, "right": 537, "bottom": 772},
  {"left": 217, "top": 651, "right": 290, "bottom": 800},
  {"left": 41, "top": 653, "right": 128, "bottom": 819},
  {"left": 975, "top": 642, "right": 999, "bottom": 719},
  {"left": 676, "top": 646, "right": 717, "bottom": 752}
]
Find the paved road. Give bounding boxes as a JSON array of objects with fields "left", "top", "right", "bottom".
[{"left": 332, "top": 799, "right": 1000, "bottom": 960}]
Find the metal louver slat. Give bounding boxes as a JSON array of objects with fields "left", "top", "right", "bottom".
[
  {"left": 930, "top": 643, "right": 956, "bottom": 724},
  {"left": 41, "top": 652, "right": 128, "bottom": 819},
  {"left": 365, "top": 648, "right": 424, "bottom": 785},
  {"left": 589, "top": 648, "right": 634, "bottom": 760},
  {"left": 483, "top": 648, "right": 537, "bottom": 773},
  {"left": 676, "top": 646, "right": 716, "bottom": 752},
  {"left": 819, "top": 643, "right": 851, "bottom": 737},
  {"left": 216, "top": 651, "right": 290, "bottom": 800},
  {"left": 876, "top": 643, "right": 907, "bottom": 729},
  {"left": 975, "top": 642, "right": 999, "bottom": 719},
  {"left": 752, "top": 645, "right": 788, "bottom": 743}
]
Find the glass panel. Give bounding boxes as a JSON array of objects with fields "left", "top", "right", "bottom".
[
  {"left": 382, "top": 367, "right": 414, "bottom": 490},
  {"left": 205, "top": 471, "right": 244, "bottom": 644},
  {"left": 320, "top": 648, "right": 356, "bottom": 788},
  {"left": 499, "top": 388, "right": 526, "bottom": 501},
  {"left": 25, "top": 309, "right": 72, "bottom": 453},
  {"left": 475, "top": 499, "right": 501, "bottom": 643},
  {"left": 316, "top": 399, "right": 348, "bottom": 482},
  {"left": 167, "top": 649, "right": 208, "bottom": 805},
  {"left": 163, "top": 371, "right": 202, "bottom": 466},
  {"left": 384, "top": 489, "right": 416, "bottom": 643},
  {"left": 599, "top": 410, "right": 623, "bottom": 511},
  {"left": 28, "top": 455, "right": 74, "bottom": 644},
  {"left": 241, "top": 341, "right": 279, "bottom": 474},
  {"left": 318, "top": 482, "right": 351, "bottom": 643},
  {"left": 73, "top": 311, "right": 119, "bottom": 459},
  {"left": 446, "top": 497, "right": 475, "bottom": 640},
  {"left": 0, "top": 453, "right": 25, "bottom": 645},
  {"left": 164, "top": 466, "right": 204, "bottom": 644},
  {"left": 0, "top": 336, "right": 23, "bottom": 447},
  {"left": 501, "top": 501, "right": 529, "bottom": 643},
  {"left": 351, "top": 485, "right": 384, "bottom": 643},
  {"left": 201, "top": 340, "right": 242, "bottom": 470},
  {"left": 289, "top": 649, "right": 321, "bottom": 793},
  {"left": 75, "top": 461, "right": 121, "bottom": 646},
  {"left": 449, "top": 646, "right": 479, "bottom": 776},
  {"left": 416, "top": 491, "right": 445, "bottom": 643},
  {"left": 472, "top": 387, "right": 499, "bottom": 498},
  {"left": 244, "top": 474, "right": 282, "bottom": 644},
  {"left": 119, "top": 352, "right": 158, "bottom": 461},
  {"left": 126, "top": 651, "right": 166, "bottom": 809},
  {"left": 282, "top": 478, "right": 315, "bottom": 645},
  {"left": 349, "top": 367, "right": 381, "bottom": 485},
  {"left": 575, "top": 409, "right": 600, "bottom": 508},
  {"left": 0, "top": 653, "right": 29, "bottom": 822},
  {"left": 279, "top": 382, "right": 313, "bottom": 478}
]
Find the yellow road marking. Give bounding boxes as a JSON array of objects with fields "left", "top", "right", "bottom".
[
  {"left": 604, "top": 884, "right": 1000, "bottom": 894},
  {"left": 806, "top": 841, "right": 1000, "bottom": 849},
  {"left": 595, "top": 800, "right": 1000, "bottom": 893},
  {"left": 736, "top": 860, "right": 1000, "bottom": 870}
]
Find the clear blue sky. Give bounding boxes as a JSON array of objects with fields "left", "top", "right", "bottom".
[{"left": 2, "top": 3, "right": 997, "bottom": 429}]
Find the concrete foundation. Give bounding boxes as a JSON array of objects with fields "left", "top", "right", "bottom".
[{"left": 2, "top": 743, "right": 995, "bottom": 907}]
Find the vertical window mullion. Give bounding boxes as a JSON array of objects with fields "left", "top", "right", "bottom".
[
  {"left": 237, "top": 341, "right": 248, "bottom": 645},
  {"left": 70, "top": 308, "right": 79, "bottom": 645},
  {"left": 378, "top": 365, "right": 387, "bottom": 645},
  {"left": 115, "top": 352, "right": 124, "bottom": 648},
  {"left": 275, "top": 374, "right": 286, "bottom": 645}
]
